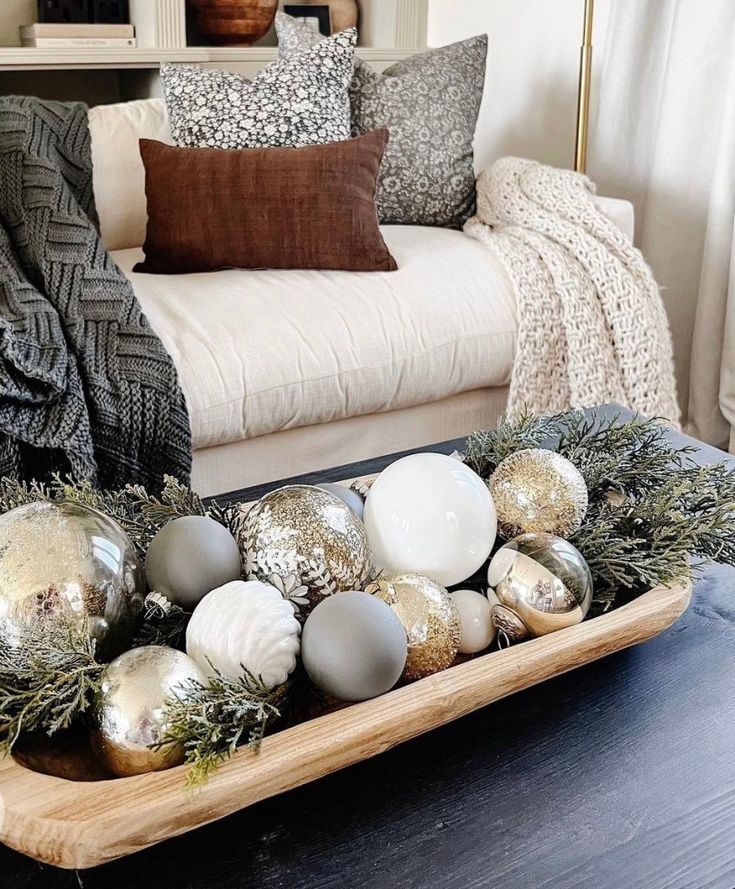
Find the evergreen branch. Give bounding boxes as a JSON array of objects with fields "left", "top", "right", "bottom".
[
  {"left": 464, "top": 410, "right": 563, "bottom": 477},
  {"left": 0, "top": 621, "right": 102, "bottom": 756},
  {"left": 156, "top": 667, "right": 287, "bottom": 788},
  {"left": 131, "top": 594, "right": 190, "bottom": 650}
]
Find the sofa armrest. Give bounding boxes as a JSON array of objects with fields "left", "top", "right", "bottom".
[{"left": 592, "top": 195, "right": 635, "bottom": 242}]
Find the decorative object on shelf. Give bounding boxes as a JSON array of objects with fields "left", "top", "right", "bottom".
[
  {"left": 488, "top": 448, "right": 588, "bottom": 540},
  {"left": 235, "top": 485, "right": 373, "bottom": 617},
  {"left": 37, "top": 0, "right": 90, "bottom": 23},
  {"left": 450, "top": 589, "right": 496, "bottom": 654},
  {"left": 144, "top": 515, "right": 242, "bottom": 610},
  {"left": 367, "top": 572, "right": 461, "bottom": 681},
  {"left": 0, "top": 501, "right": 144, "bottom": 659},
  {"left": 301, "top": 590, "right": 407, "bottom": 702},
  {"left": 283, "top": 4, "right": 331, "bottom": 37},
  {"left": 186, "top": 0, "right": 279, "bottom": 45},
  {"left": 91, "top": 0, "right": 129, "bottom": 24},
  {"left": 316, "top": 482, "right": 365, "bottom": 519},
  {"left": 363, "top": 453, "right": 497, "bottom": 587},
  {"left": 487, "top": 532, "right": 593, "bottom": 641},
  {"left": 90, "top": 645, "right": 206, "bottom": 777},
  {"left": 186, "top": 580, "right": 301, "bottom": 689}
]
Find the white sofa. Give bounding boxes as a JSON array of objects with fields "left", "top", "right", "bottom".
[{"left": 89, "top": 98, "right": 634, "bottom": 497}]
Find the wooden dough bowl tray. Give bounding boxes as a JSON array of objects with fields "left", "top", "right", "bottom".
[{"left": 0, "top": 572, "right": 691, "bottom": 869}]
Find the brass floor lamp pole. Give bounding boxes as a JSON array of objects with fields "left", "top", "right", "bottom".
[{"left": 574, "top": 0, "right": 594, "bottom": 173}]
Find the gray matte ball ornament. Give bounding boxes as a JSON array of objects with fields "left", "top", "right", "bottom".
[
  {"left": 145, "top": 516, "right": 242, "bottom": 609},
  {"left": 316, "top": 482, "right": 365, "bottom": 519},
  {"left": 301, "top": 591, "right": 408, "bottom": 702}
]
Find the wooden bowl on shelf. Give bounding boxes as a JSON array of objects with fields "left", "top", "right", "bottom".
[{"left": 187, "top": 0, "right": 279, "bottom": 46}]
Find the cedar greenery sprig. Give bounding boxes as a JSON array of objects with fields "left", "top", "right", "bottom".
[
  {"left": 155, "top": 667, "right": 288, "bottom": 788},
  {"left": 464, "top": 409, "right": 735, "bottom": 610},
  {"left": 0, "top": 621, "right": 103, "bottom": 756},
  {"left": 131, "top": 594, "right": 190, "bottom": 650},
  {"left": 0, "top": 473, "right": 234, "bottom": 557}
]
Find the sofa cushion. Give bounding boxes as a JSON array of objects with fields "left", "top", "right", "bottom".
[
  {"left": 276, "top": 13, "right": 487, "bottom": 228},
  {"left": 160, "top": 26, "right": 356, "bottom": 151},
  {"left": 89, "top": 98, "right": 172, "bottom": 252},
  {"left": 113, "top": 226, "right": 517, "bottom": 451},
  {"left": 134, "top": 132, "right": 396, "bottom": 274}
]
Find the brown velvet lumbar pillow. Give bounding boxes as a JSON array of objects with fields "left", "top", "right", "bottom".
[{"left": 134, "top": 130, "right": 397, "bottom": 274}]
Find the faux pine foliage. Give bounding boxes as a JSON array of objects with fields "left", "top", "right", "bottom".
[{"left": 465, "top": 410, "right": 735, "bottom": 609}]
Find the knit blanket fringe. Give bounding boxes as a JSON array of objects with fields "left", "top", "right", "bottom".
[{"left": 465, "top": 157, "right": 681, "bottom": 427}]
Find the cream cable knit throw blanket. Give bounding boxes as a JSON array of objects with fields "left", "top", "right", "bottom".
[{"left": 465, "top": 158, "right": 681, "bottom": 426}]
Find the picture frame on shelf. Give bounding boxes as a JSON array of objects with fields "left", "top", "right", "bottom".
[
  {"left": 283, "top": 4, "right": 332, "bottom": 37},
  {"left": 37, "top": 0, "right": 91, "bottom": 23}
]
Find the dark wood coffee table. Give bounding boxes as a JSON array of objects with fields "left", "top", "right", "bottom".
[{"left": 2, "top": 414, "right": 735, "bottom": 888}]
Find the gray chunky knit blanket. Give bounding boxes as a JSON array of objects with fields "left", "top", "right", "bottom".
[{"left": 0, "top": 96, "right": 191, "bottom": 490}]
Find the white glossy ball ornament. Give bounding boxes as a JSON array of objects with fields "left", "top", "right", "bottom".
[
  {"left": 186, "top": 580, "right": 301, "bottom": 689},
  {"left": 301, "top": 591, "right": 407, "bottom": 702},
  {"left": 450, "top": 589, "right": 496, "bottom": 654},
  {"left": 363, "top": 453, "right": 497, "bottom": 587}
]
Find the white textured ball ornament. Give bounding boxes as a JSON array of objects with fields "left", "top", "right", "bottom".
[
  {"left": 363, "top": 453, "right": 497, "bottom": 587},
  {"left": 450, "top": 589, "right": 496, "bottom": 654},
  {"left": 186, "top": 580, "right": 301, "bottom": 689}
]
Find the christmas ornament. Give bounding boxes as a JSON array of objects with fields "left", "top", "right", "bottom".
[
  {"left": 186, "top": 580, "right": 301, "bottom": 689},
  {"left": 450, "top": 589, "right": 495, "bottom": 654},
  {"left": 0, "top": 501, "right": 144, "bottom": 658},
  {"left": 145, "top": 515, "right": 241, "bottom": 609},
  {"left": 488, "top": 448, "right": 588, "bottom": 539},
  {"left": 90, "top": 645, "right": 206, "bottom": 777},
  {"left": 363, "top": 453, "right": 497, "bottom": 587},
  {"left": 316, "top": 482, "right": 365, "bottom": 519},
  {"left": 301, "top": 590, "right": 407, "bottom": 702},
  {"left": 367, "top": 572, "right": 461, "bottom": 681},
  {"left": 234, "top": 485, "right": 373, "bottom": 616},
  {"left": 487, "top": 532, "right": 593, "bottom": 641}
]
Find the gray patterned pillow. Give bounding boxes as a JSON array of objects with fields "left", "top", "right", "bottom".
[
  {"left": 160, "top": 27, "right": 356, "bottom": 150},
  {"left": 276, "top": 13, "right": 487, "bottom": 227}
]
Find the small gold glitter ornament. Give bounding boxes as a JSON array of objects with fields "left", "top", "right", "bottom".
[
  {"left": 0, "top": 501, "right": 144, "bottom": 657},
  {"left": 90, "top": 645, "right": 206, "bottom": 777},
  {"left": 367, "top": 572, "right": 461, "bottom": 681},
  {"left": 488, "top": 449, "right": 588, "bottom": 539},
  {"left": 487, "top": 532, "right": 593, "bottom": 641},
  {"left": 234, "top": 485, "right": 373, "bottom": 618}
]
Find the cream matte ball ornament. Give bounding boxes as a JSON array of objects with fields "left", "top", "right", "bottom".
[
  {"left": 234, "top": 485, "right": 373, "bottom": 617},
  {"left": 367, "top": 572, "right": 461, "bottom": 681},
  {"left": 487, "top": 532, "right": 593, "bottom": 642},
  {"left": 301, "top": 591, "right": 407, "bottom": 702},
  {"left": 450, "top": 589, "right": 496, "bottom": 654},
  {"left": 363, "top": 453, "right": 497, "bottom": 587},
  {"left": 90, "top": 645, "right": 206, "bottom": 777},
  {"left": 316, "top": 483, "right": 365, "bottom": 519},
  {"left": 0, "top": 501, "right": 144, "bottom": 658},
  {"left": 186, "top": 580, "right": 301, "bottom": 689},
  {"left": 145, "top": 516, "right": 242, "bottom": 610},
  {"left": 488, "top": 449, "right": 588, "bottom": 540}
]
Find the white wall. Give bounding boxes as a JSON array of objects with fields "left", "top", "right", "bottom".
[{"left": 427, "top": 0, "right": 609, "bottom": 173}]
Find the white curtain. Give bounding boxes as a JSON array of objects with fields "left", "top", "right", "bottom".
[{"left": 589, "top": 0, "right": 735, "bottom": 451}]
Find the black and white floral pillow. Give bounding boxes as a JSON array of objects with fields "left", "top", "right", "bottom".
[
  {"left": 276, "top": 12, "right": 487, "bottom": 228},
  {"left": 160, "top": 27, "right": 356, "bottom": 150}
]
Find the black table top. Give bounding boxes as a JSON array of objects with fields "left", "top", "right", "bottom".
[{"left": 3, "top": 419, "right": 735, "bottom": 888}]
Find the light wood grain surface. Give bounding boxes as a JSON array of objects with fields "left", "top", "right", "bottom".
[{"left": 0, "top": 577, "right": 691, "bottom": 869}]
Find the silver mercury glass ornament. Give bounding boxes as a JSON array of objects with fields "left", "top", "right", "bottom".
[
  {"left": 90, "top": 645, "right": 206, "bottom": 777},
  {"left": 487, "top": 532, "right": 593, "bottom": 642},
  {"left": 0, "top": 500, "right": 144, "bottom": 658}
]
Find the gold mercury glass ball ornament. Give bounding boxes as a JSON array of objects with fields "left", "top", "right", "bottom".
[
  {"left": 488, "top": 448, "right": 588, "bottom": 540},
  {"left": 0, "top": 501, "right": 144, "bottom": 658},
  {"left": 90, "top": 645, "right": 206, "bottom": 777},
  {"left": 487, "top": 532, "right": 593, "bottom": 642},
  {"left": 234, "top": 485, "right": 373, "bottom": 618},
  {"left": 367, "top": 572, "right": 461, "bottom": 681}
]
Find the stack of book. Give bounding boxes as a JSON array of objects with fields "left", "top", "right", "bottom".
[{"left": 20, "top": 23, "right": 137, "bottom": 48}]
